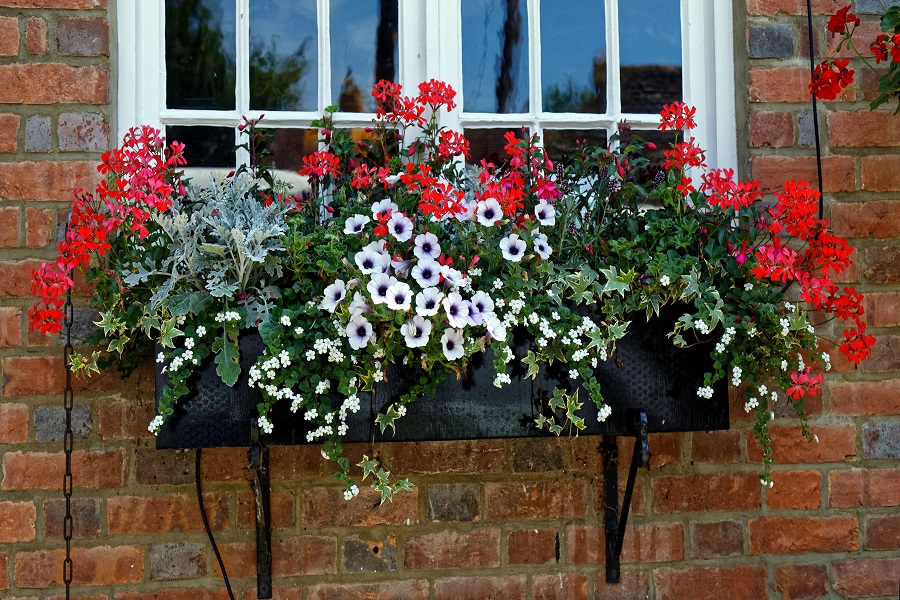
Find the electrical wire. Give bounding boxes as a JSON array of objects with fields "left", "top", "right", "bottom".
[{"left": 196, "top": 448, "right": 235, "bottom": 600}]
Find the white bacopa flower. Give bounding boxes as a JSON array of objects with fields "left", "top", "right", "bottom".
[
  {"left": 532, "top": 232, "right": 552, "bottom": 260},
  {"left": 280, "top": 315, "right": 291, "bottom": 327},
  {"left": 345, "top": 314, "right": 374, "bottom": 350},
  {"left": 416, "top": 287, "right": 444, "bottom": 317},
  {"left": 697, "top": 386, "right": 714, "bottom": 399},
  {"left": 367, "top": 273, "right": 396, "bottom": 305},
  {"left": 387, "top": 281, "right": 413, "bottom": 311},
  {"left": 156, "top": 352, "right": 166, "bottom": 364},
  {"left": 660, "top": 274, "right": 671, "bottom": 287},
  {"left": 387, "top": 212, "right": 414, "bottom": 242},
  {"left": 413, "top": 232, "right": 441, "bottom": 260},
  {"left": 411, "top": 259, "right": 441, "bottom": 288},
  {"left": 534, "top": 200, "right": 556, "bottom": 226},
  {"left": 443, "top": 292, "right": 468, "bottom": 328},
  {"left": 476, "top": 198, "right": 503, "bottom": 226},
  {"left": 744, "top": 282, "right": 754, "bottom": 291},
  {"left": 371, "top": 198, "right": 398, "bottom": 219},
  {"left": 355, "top": 246, "right": 390, "bottom": 274},
  {"left": 148, "top": 415, "right": 164, "bottom": 434},
  {"left": 569, "top": 369, "right": 580, "bottom": 380},
  {"left": 493, "top": 372, "right": 512, "bottom": 387},
  {"left": 343, "top": 214, "right": 371, "bottom": 235},
  {"left": 441, "top": 327, "right": 465, "bottom": 360},
  {"left": 196, "top": 325, "right": 207, "bottom": 337},
  {"left": 499, "top": 234, "right": 526, "bottom": 262},
  {"left": 401, "top": 315, "right": 432, "bottom": 348},
  {"left": 258, "top": 415, "right": 273, "bottom": 435},
  {"left": 320, "top": 279, "right": 347, "bottom": 312},
  {"left": 598, "top": 405, "right": 612, "bottom": 422}
]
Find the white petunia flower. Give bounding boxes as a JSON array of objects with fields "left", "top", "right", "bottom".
[
  {"left": 411, "top": 259, "right": 441, "bottom": 288},
  {"left": 499, "top": 234, "right": 526, "bottom": 262},
  {"left": 371, "top": 198, "right": 398, "bottom": 219},
  {"left": 440, "top": 265, "right": 464, "bottom": 288},
  {"left": 386, "top": 281, "right": 413, "bottom": 311},
  {"left": 413, "top": 232, "right": 441, "bottom": 260},
  {"left": 476, "top": 198, "right": 503, "bottom": 227},
  {"left": 440, "top": 328, "right": 465, "bottom": 360},
  {"left": 320, "top": 279, "right": 347, "bottom": 312},
  {"left": 367, "top": 273, "right": 397, "bottom": 305},
  {"left": 416, "top": 287, "right": 444, "bottom": 317},
  {"left": 443, "top": 292, "right": 468, "bottom": 328},
  {"left": 387, "top": 212, "right": 414, "bottom": 242},
  {"left": 345, "top": 315, "right": 374, "bottom": 350},
  {"left": 343, "top": 214, "right": 371, "bottom": 235},
  {"left": 355, "top": 246, "right": 390, "bottom": 274},
  {"left": 534, "top": 201, "right": 556, "bottom": 226},
  {"left": 532, "top": 232, "right": 552, "bottom": 260},
  {"left": 401, "top": 315, "right": 432, "bottom": 348}
]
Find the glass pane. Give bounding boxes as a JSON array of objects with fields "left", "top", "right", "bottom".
[
  {"left": 619, "top": 0, "right": 682, "bottom": 114},
  {"left": 166, "top": 126, "right": 235, "bottom": 170},
  {"left": 462, "top": 0, "right": 529, "bottom": 113},
  {"left": 166, "top": 0, "right": 236, "bottom": 110},
  {"left": 542, "top": 129, "right": 607, "bottom": 166},
  {"left": 541, "top": 1, "right": 606, "bottom": 113},
  {"left": 465, "top": 128, "right": 526, "bottom": 167},
  {"left": 250, "top": 0, "right": 318, "bottom": 111},
  {"left": 331, "top": 0, "right": 399, "bottom": 113},
  {"left": 627, "top": 129, "right": 677, "bottom": 184}
]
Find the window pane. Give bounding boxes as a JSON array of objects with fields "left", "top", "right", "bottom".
[
  {"left": 462, "top": 0, "right": 529, "bottom": 113},
  {"left": 465, "top": 128, "right": 526, "bottom": 166},
  {"left": 166, "top": 0, "right": 236, "bottom": 110},
  {"left": 542, "top": 129, "right": 607, "bottom": 166},
  {"left": 250, "top": 0, "right": 318, "bottom": 111},
  {"left": 541, "top": 1, "right": 606, "bottom": 114},
  {"left": 626, "top": 129, "right": 677, "bottom": 184},
  {"left": 331, "top": 0, "right": 399, "bottom": 113},
  {"left": 166, "top": 126, "right": 235, "bottom": 169},
  {"left": 619, "top": 0, "right": 682, "bottom": 114}
]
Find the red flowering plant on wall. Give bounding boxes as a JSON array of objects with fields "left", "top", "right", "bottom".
[
  {"left": 31, "top": 80, "right": 874, "bottom": 500},
  {"left": 810, "top": 3, "right": 900, "bottom": 110}
]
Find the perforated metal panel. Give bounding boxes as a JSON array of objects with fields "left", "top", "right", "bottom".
[{"left": 156, "top": 304, "right": 728, "bottom": 449}]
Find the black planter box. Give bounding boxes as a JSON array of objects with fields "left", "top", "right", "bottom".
[{"left": 156, "top": 303, "right": 728, "bottom": 449}]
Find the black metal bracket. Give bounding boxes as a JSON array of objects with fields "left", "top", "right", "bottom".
[
  {"left": 603, "top": 409, "right": 650, "bottom": 583},
  {"left": 249, "top": 425, "right": 273, "bottom": 599}
]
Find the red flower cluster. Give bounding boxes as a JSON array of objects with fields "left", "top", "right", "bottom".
[
  {"left": 662, "top": 138, "right": 706, "bottom": 171},
  {"left": 299, "top": 150, "right": 341, "bottom": 181},
  {"left": 827, "top": 5, "right": 860, "bottom": 36},
  {"left": 871, "top": 32, "right": 900, "bottom": 63},
  {"left": 658, "top": 102, "right": 697, "bottom": 132},
  {"left": 700, "top": 169, "right": 763, "bottom": 210},
  {"left": 810, "top": 58, "right": 854, "bottom": 100}
]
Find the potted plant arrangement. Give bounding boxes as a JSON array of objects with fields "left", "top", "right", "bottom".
[{"left": 30, "top": 79, "right": 875, "bottom": 502}]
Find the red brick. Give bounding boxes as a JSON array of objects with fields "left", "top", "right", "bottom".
[
  {"left": 507, "top": 528, "right": 556, "bottom": 565},
  {"left": 0, "top": 500, "right": 36, "bottom": 542},
  {"left": 566, "top": 525, "right": 600, "bottom": 564},
  {"left": 747, "top": 424, "right": 856, "bottom": 464},
  {"left": 404, "top": 528, "right": 500, "bottom": 569},
  {"left": 774, "top": 563, "right": 829, "bottom": 600},
  {"left": 306, "top": 581, "right": 428, "bottom": 600},
  {"left": 0, "top": 1, "right": 107, "bottom": 7},
  {"left": 25, "top": 17, "right": 46, "bottom": 55},
  {"left": 269, "top": 445, "right": 323, "bottom": 478},
  {"left": 0, "top": 64, "right": 107, "bottom": 104},
  {"left": 56, "top": 17, "right": 108, "bottom": 57},
  {"left": 747, "top": 0, "right": 840, "bottom": 15},
  {"left": 621, "top": 523, "right": 683, "bottom": 563},
  {"left": 749, "top": 516, "right": 858, "bottom": 554},
  {"left": 833, "top": 558, "right": 900, "bottom": 597},
  {"left": 829, "top": 379, "right": 900, "bottom": 415},
  {"left": 690, "top": 520, "right": 744, "bottom": 559},
  {"left": 767, "top": 470, "right": 822, "bottom": 510},
  {"left": 389, "top": 439, "right": 505, "bottom": 474},
  {"left": 115, "top": 590, "right": 230, "bottom": 600},
  {"left": 0, "top": 17, "right": 17, "bottom": 56},
  {"left": 751, "top": 155, "right": 855, "bottom": 193},
  {"left": 97, "top": 399, "right": 155, "bottom": 440},
  {"left": 108, "top": 493, "right": 229, "bottom": 535},
  {"left": 653, "top": 473, "right": 761, "bottom": 513},
  {"left": 238, "top": 488, "right": 294, "bottom": 529},
  {"left": 486, "top": 480, "right": 587, "bottom": 520},
  {"left": 0, "top": 208, "right": 18, "bottom": 247},
  {"left": 866, "top": 514, "right": 900, "bottom": 550},
  {"left": 211, "top": 543, "right": 256, "bottom": 579},
  {"left": 862, "top": 155, "right": 900, "bottom": 191},
  {"left": 0, "top": 552, "right": 6, "bottom": 590},
  {"left": 596, "top": 472, "right": 646, "bottom": 516},
  {"left": 0, "top": 401, "right": 27, "bottom": 442},
  {"left": 0, "top": 114, "right": 18, "bottom": 152},
  {"left": 435, "top": 576, "right": 526, "bottom": 600},
  {"left": 832, "top": 200, "right": 900, "bottom": 238},
  {"left": 15, "top": 546, "right": 142, "bottom": 588},
  {"left": 302, "top": 486, "right": 417, "bottom": 527},
  {"left": 830, "top": 110, "right": 900, "bottom": 147},
  {"left": 237, "top": 585, "right": 302, "bottom": 600},
  {"left": 2, "top": 354, "right": 122, "bottom": 396},
  {"left": 570, "top": 436, "right": 603, "bottom": 471},
  {"left": 750, "top": 111, "right": 795, "bottom": 147},
  {"left": 200, "top": 446, "right": 250, "bottom": 482},
  {"left": 654, "top": 565, "right": 767, "bottom": 600},
  {"left": 829, "top": 468, "right": 900, "bottom": 507},
  {"left": 0, "top": 161, "right": 98, "bottom": 201},
  {"left": 691, "top": 430, "right": 741, "bottom": 463},
  {"left": 0, "top": 260, "right": 42, "bottom": 298},
  {"left": 865, "top": 293, "right": 900, "bottom": 327},
  {"left": 25, "top": 207, "right": 52, "bottom": 248},
  {"left": 2, "top": 450, "right": 125, "bottom": 489},
  {"left": 272, "top": 536, "right": 336, "bottom": 577},
  {"left": 594, "top": 571, "right": 651, "bottom": 600},
  {"left": 533, "top": 573, "right": 588, "bottom": 600},
  {"left": 750, "top": 68, "right": 815, "bottom": 103}
]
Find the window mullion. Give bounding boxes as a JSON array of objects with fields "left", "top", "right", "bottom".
[
  {"left": 235, "top": 0, "right": 250, "bottom": 167},
  {"left": 527, "top": 0, "right": 541, "bottom": 144},
  {"left": 606, "top": 0, "right": 621, "bottom": 144},
  {"left": 320, "top": 0, "right": 332, "bottom": 112}
]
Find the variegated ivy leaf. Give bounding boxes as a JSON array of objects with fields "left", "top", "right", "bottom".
[
  {"left": 599, "top": 266, "right": 629, "bottom": 297},
  {"left": 357, "top": 455, "right": 378, "bottom": 480},
  {"left": 375, "top": 404, "right": 403, "bottom": 435},
  {"left": 522, "top": 351, "right": 541, "bottom": 380}
]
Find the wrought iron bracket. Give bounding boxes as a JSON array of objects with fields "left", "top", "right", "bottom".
[
  {"left": 603, "top": 409, "right": 650, "bottom": 583},
  {"left": 249, "top": 425, "right": 273, "bottom": 599}
]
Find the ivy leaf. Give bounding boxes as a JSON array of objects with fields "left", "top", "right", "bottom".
[
  {"left": 599, "top": 266, "right": 629, "bottom": 297},
  {"left": 375, "top": 404, "right": 403, "bottom": 435},
  {"left": 522, "top": 351, "right": 541, "bottom": 380},
  {"left": 680, "top": 271, "right": 701, "bottom": 299},
  {"left": 357, "top": 455, "right": 378, "bottom": 480},
  {"left": 158, "top": 319, "right": 183, "bottom": 348}
]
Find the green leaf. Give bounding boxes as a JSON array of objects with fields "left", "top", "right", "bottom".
[
  {"left": 599, "top": 266, "right": 629, "bottom": 297},
  {"left": 375, "top": 404, "right": 403, "bottom": 435},
  {"left": 357, "top": 455, "right": 378, "bottom": 480},
  {"left": 213, "top": 329, "right": 240, "bottom": 385},
  {"left": 522, "top": 351, "right": 541, "bottom": 380}
]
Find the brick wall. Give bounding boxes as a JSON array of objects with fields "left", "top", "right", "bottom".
[{"left": 0, "top": 0, "right": 898, "bottom": 598}]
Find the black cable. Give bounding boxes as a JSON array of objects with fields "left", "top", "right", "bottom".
[
  {"left": 806, "top": 0, "right": 825, "bottom": 219},
  {"left": 196, "top": 448, "right": 235, "bottom": 600}
]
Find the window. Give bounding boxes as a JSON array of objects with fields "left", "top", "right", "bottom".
[{"left": 117, "top": 0, "right": 735, "bottom": 170}]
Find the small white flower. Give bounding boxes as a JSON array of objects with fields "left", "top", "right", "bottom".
[
  {"left": 148, "top": 415, "right": 164, "bottom": 434},
  {"left": 184, "top": 337, "right": 195, "bottom": 349},
  {"left": 660, "top": 275, "right": 671, "bottom": 287},
  {"left": 598, "top": 405, "right": 612, "bottom": 422},
  {"left": 196, "top": 325, "right": 207, "bottom": 337},
  {"left": 744, "top": 282, "right": 754, "bottom": 292},
  {"left": 569, "top": 369, "right": 579, "bottom": 380},
  {"left": 697, "top": 386, "right": 714, "bottom": 399},
  {"left": 258, "top": 415, "right": 273, "bottom": 435},
  {"left": 280, "top": 315, "right": 291, "bottom": 327},
  {"left": 156, "top": 352, "right": 166, "bottom": 364},
  {"left": 295, "top": 326, "right": 305, "bottom": 336}
]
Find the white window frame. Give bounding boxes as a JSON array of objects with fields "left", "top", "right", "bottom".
[{"left": 117, "top": 0, "right": 736, "bottom": 170}]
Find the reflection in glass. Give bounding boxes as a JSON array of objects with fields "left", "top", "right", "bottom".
[
  {"left": 331, "top": 0, "right": 399, "bottom": 113},
  {"left": 250, "top": 0, "right": 317, "bottom": 111},
  {"left": 542, "top": 129, "right": 607, "bottom": 166},
  {"left": 166, "top": 126, "right": 235, "bottom": 169},
  {"left": 541, "top": 1, "right": 606, "bottom": 114},
  {"left": 462, "top": 0, "right": 529, "bottom": 113},
  {"left": 619, "top": 0, "right": 682, "bottom": 114},
  {"left": 166, "top": 0, "right": 236, "bottom": 110},
  {"left": 627, "top": 129, "right": 678, "bottom": 184},
  {"left": 465, "top": 128, "right": 526, "bottom": 167},
  {"left": 261, "top": 129, "right": 319, "bottom": 172}
]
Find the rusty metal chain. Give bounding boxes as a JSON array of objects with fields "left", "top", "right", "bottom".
[{"left": 62, "top": 286, "right": 74, "bottom": 598}]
